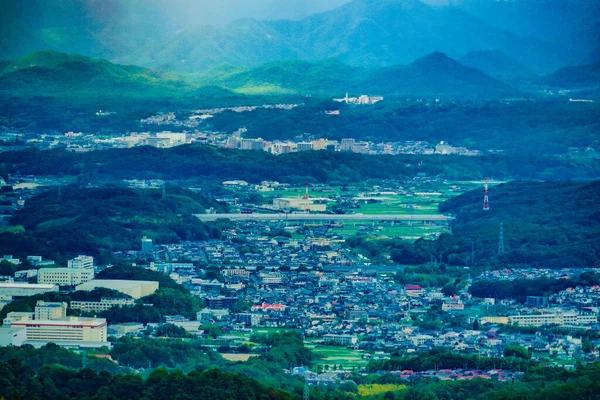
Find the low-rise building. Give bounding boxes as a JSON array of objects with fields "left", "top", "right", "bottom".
[
  {"left": 75, "top": 280, "right": 159, "bottom": 299},
  {"left": 0, "top": 282, "right": 59, "bottom": 297},
  {"left": 323, "top": 334, "right": 358, "bottom": 346},
  {"left": 70, "top": 297, "right": 135, "bottom": 312}
]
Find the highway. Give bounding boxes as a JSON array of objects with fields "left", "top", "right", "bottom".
[{"left": 195, "top": 213, "right": 454, "bottom": 222}]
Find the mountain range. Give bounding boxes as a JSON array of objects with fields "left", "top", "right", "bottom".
[
  {"left": 0, "top": 50, "right": 515, "bottom": 99},
  {"left": 2, "top": 49, "right": 598, "bottom": 101},
  {"left": 1, "top": 0, "right": 597, "bottom": 74}
]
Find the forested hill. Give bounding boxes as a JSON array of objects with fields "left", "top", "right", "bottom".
[
  {"left": 438, "top": 180, "right": 600, "bottom": 268},
  {"left": 2, "top": 146, "right": 600, "bottom": 185},
  {"left": 197, "top": 52, "right": 512, "bottom": 97},
  {"left": 2, "top": 186, "right": 227, "bottom": 262},
  {"left": 0, "top": 51, "right": 246, "bottom": 102}
]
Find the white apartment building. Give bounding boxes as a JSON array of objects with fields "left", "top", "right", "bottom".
[
  {"left": 38, "top": 267, "right": 95, "bottom": 286},
  {"left": 70, "top": 297, "right": 135, "bottom": 312},
  {"left": 68, "top": 255, "right": 94, "bottom": 269},
  {"left": 38, "top": 255, "right": 95, "bottom": 287},
  {"left": 508, "top": 312, "right": 598, "bottom": 327},
  {"left": 35, "top": 301, "right": 67, "bottom": 320}
]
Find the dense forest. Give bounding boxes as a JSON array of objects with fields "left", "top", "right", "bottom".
[
  {"left": 2, "top": 145, "right": 599, "bottom": 186},
  {"left": 348, "top": 181, "right": 600, "bottom": 269},
  {"left": 0, "top": 343, "right": 600, "bottom": 399},
  {"left": 0, "top": 186, "right": 227, "bottom": 261}
]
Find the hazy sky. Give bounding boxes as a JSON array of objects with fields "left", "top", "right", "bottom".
[{"left": 154, "top": 0, "right": 353, "bottom": 27}]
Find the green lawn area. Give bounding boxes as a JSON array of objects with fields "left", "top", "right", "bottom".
[
  {"left": 305, "top": 341, "right": 368, "bottom": 371},
  {"left": 332, "top": 221, "right": 447, "bottom": 241}
]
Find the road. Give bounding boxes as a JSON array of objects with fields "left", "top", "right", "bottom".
[{"left": 195, "top": 213, "right": 454, "bottom": 222}]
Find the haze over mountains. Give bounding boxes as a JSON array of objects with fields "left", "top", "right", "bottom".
[
  {"left": 0, "top": 50, "right": 513, "bottom": 99},
  {"left": 1, "top": 0, "right": 598, "bottom": 75}
]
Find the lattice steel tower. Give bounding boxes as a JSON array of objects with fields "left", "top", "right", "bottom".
[{"left": 498, "top": 222, "right": 505, "bottom": 254}]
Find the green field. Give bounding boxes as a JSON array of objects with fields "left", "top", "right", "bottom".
[
  {"left": 332, "top": 222, "right": 447, "bottom": 241},
  {"left": 305, "top": 340, "right": 368, "bottom": 371}
]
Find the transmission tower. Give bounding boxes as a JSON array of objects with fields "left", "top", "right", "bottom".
[
  {"left": 303, "top": 382, "right": 310, "bottom": 400},
  {"left": 161, "top": 182, "right": 167, "bottom": 200},
  {"left": 471, "top": 238, "right": 475, "bottom": 266},
  {"left": 498, "top": 222, "right": 505, "bottom": 254},
  {"left": 57, "top": 185, "right": 62, "bottom": 203},
  {"left": 483, "top": 178, "right": 490, "bottom": 211}
]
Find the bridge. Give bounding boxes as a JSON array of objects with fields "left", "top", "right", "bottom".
[{"left": 195, "top": 213, "right": 454, "bottom": 222}]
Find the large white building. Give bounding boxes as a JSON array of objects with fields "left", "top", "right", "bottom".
[
  {"left": 0, "top": 326, "right": 27, "bottom": 347},
  {"left": 71, "top": 297, "right": 135, "bottom": 312},
  {"left": 507, "top": 312, "right": 598, "bottom": 327},
  {"left": 38, "top": 267, "right": 95, "bottom": 287},
  {"left": 3, "top": 301, "right": 108, "bottom": 348},
  {"left": 38, "top": 255, "right": 95, "bottom": 287},
  {"left": 0, "top": 282, "right": 59, "bottom": 297},
  {"left": 76, "top": 280, "right": 159, "bottom": 299},
  {"left": 68, "top": 255, "right": 94, "bottom": 269},
  {"left": 35, "top": 301, "right": 67, "bottom": 320}
]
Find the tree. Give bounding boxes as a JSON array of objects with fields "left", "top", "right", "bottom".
[
  {"left": 442, "top": 283, "right": 458, "bottom": 297},
  {"left": 504, "top": 345, "right": 530, "bottom": 359},
  {"left": 582, "top": 340, "right": 594, "bottom": 354}
]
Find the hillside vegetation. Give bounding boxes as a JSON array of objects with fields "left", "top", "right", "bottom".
[
  {"left": 2, "top": 146, "right": 599, "bottom": 186},
  {"left": 348, "top": 181, "right": 600, "bottom": 269},
  {"left": 197, "top": 52, "right": 511, "bottom": 97},
  {"left": 1, "top": 186, "right": 226, "bottom": 261}
]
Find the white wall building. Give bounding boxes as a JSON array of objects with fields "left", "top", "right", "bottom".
[
  {"left": 0, "top": 326, "right": 27, "bottom": 347},
  {"left": 71, "top": 297, "right": 135, "bottom": 312},
  {"left": 76, "top": 280, "right": 159, "bottom": 299},
  {"left": 68, "top": 255, "right": 94, "bottom": 269},
  {"left": 0, "top": 282, "right": 59, "bottom": 297},
  {"left": 35, "top": 301, "right": 67, "bottom": 320},
  {"left": 3, "top": 301, "right": 108, "bottom": 348}
]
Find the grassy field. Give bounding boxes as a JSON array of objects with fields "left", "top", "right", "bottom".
[{"left": 305, "top": 340, "right": 368, "bottom": 371}]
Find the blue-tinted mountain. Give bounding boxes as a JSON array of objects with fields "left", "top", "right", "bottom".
[
  {"left": 197, "top": 52, "right": 512, "bottom": 97},
  {"left": 452, "top": 0, "right": 599, "bottom": 60},
  {"left": 538, "top": 62, "right": 600, "bottom": 90},
  {"left": 459, "top": 50, "right": 538, "bottom": 85},
  {"left": 0, "top": 0, "right": 588, "bottom": 74},
  {"left": 130, "top": 0, "right": 576, "bottom": 72}
]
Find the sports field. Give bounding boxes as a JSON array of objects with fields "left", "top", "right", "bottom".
[{"left": 305, "top": 341, "right": 368, "bottom": 371}]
